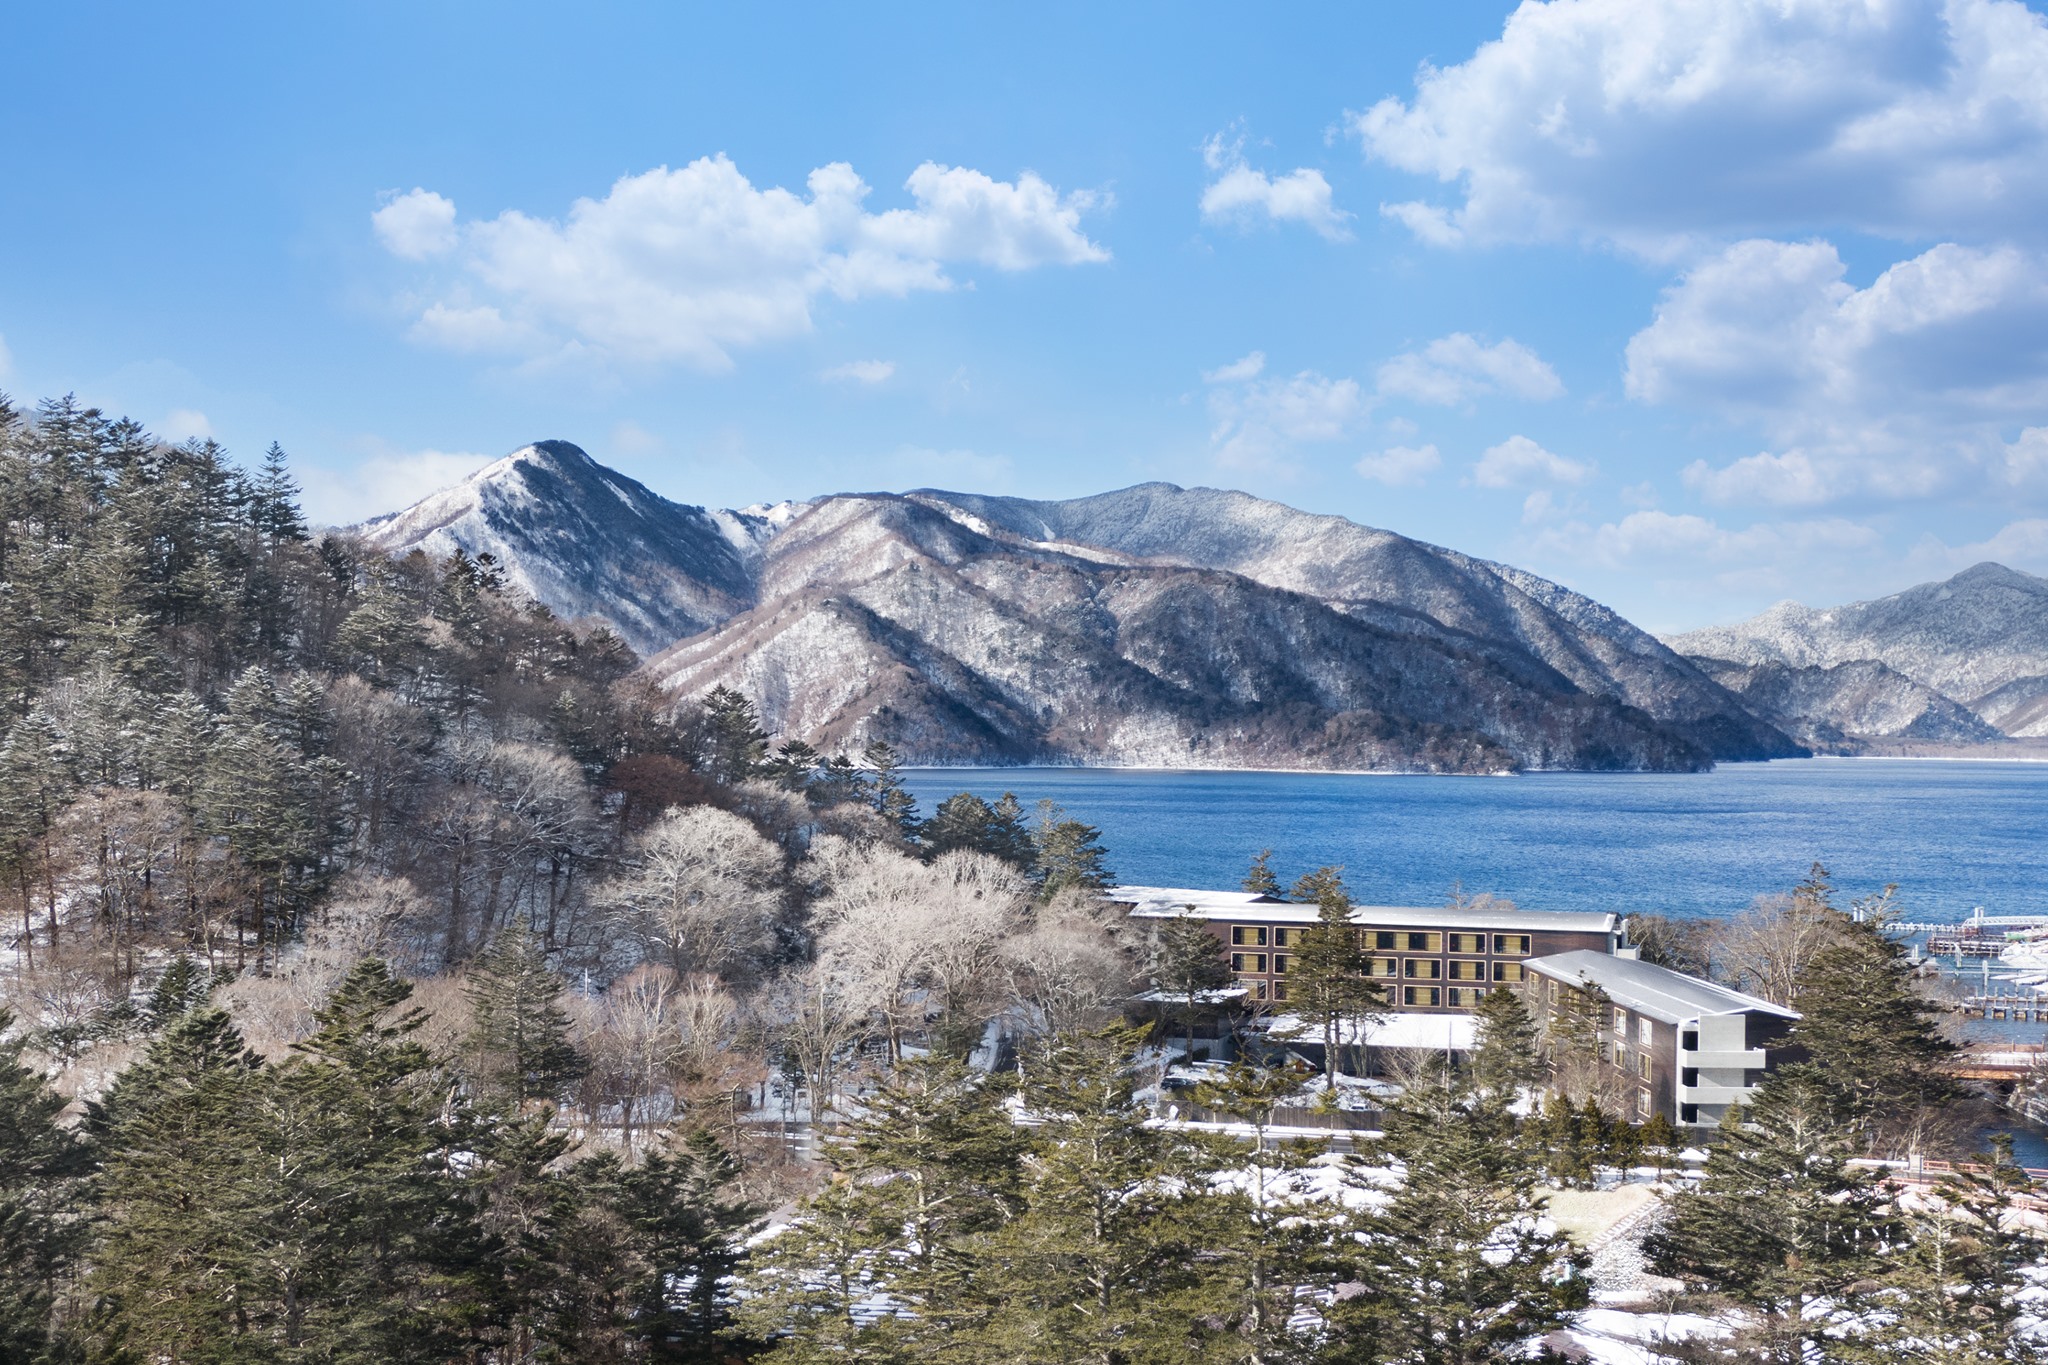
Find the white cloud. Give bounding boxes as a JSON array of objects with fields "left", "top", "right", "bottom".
[
  {"left": 161, "top": 409, "right": 214, "bottom": 443},
  {"left": 1355, "top": 0, "right": 2048, "bottom": 254},
  {"left": 1631, "top": 237, "right": 2048, "bottom": 503},
  {"left": 1529, "top": 508, "right": 1890, "bottom": 613},
  {"left": 1355, "top": 443, "right": 1440, "bottom": 487},
  {"left": 372, "top": 188, "right": 459, "bottom": 260},
  {"left": 298, "top": 448, "right": 493, "bottom": 527},
  {"left": 377, "top": 155, "right": 1108, "bottom": 370},
  {"left": 1204, "top": 361, "right": 1367, "bottom": 472},
  {"left": 1200, "top": 129, "right": 1352, "bottom": 241},
  {"left": 1376, "top": 333, "right": 1564, "bottom": 405},
  {"left": 1202, "top": 351, "right": 1266, "bottom": 385},
  {"left": 823, "top": 359, "right": 896, "bottom": 384},
  {"left": 1472, "top": 434, "right": 1592, "bottom": 488},
  {"left": 1907, "top": 517, "right": 2048, "bottom": 576}
]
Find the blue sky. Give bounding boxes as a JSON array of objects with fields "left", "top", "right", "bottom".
[{"left": 6, "top": 1, "right": 2048, "bottom": 632}]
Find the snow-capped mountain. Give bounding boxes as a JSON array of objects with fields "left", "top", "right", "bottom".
[
  {"left": 355, "top": 441, "right": 801, "bottom": 656},
  {"left": 1666, "top": 563, "right": 2048, "bottom": 742},
  {"left": 356, "top": 444, "right": 1801, "bottom": 771}
]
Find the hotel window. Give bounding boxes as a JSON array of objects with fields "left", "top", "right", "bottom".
[
  {"left": 1231, "top": 926, "right": 1267, "bottom": 947},
  {"left": 1274, "top": 927, "right": 1304, "bottom": 948},
  {"left": 1547, "top": 978, "right": 1559, "bottom": 1003},
  {"left": 1270, "top": 980, "right": 1288, "bottom": 1001},
  {"left": 1636, "top": 1053, "right": 1653, "bottom": 1079},
  {"left": 1639, "top": 1017, "right": 1653, "bottom": 1045},
  {"left": 1273, "top": 954, "right": 1292, "bottom": 975},
  {"left": 1230, "top": 953, "right": 1267, "bottom": 973},
  {"left": 1406, "top": 932, "right": 1442, "bottom": 952},
  {"left": 1637, "top": 1088, "right": 1653, "bottom": 1118},
  {"left": 1404, "top": 959, "right": 1442, "bottom": 979},
  {"left": 1447, "top": 986, "right": 1485, "bottom": 1008},
  {"left": 1369, "top": 957, "right": 1399, "bottom": 978},
  {"left": 1448, "top": 960, "right": 1486, "bottom": 982},
  {"left": 1493, "top": 933, "right": 1532, "bottom": 956},
  {"left": 1613, "top": 1007, "right": 1629, "bottom": 1033},
  {"left": 1373, "top": 931, "right": 1400, "bottom": 950},
  {"left": 1448, "top": 932, "right": 1485, "bottom": 954},
  {"left": 1494, "top": 962, "right": 1526, "bottom": 983},
  {"left": 1613, "top": 1043, "right": 1628, "bottom": 1068},
  {"left": 1250, "top": 979, "right": 1268, "bottom": 1000},
  {"left": 1403, "top": 986, "right": 1441, "bottom": 1007}
]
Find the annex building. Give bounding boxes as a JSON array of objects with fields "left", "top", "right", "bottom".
[{"left": 1524, "top": 949, "right": 1798, "bottom": 1128}]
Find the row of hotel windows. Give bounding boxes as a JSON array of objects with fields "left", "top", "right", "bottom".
[
  {"left": 1240, "top": 979, "right": 1490, "bottom": 1008},
  {"left": 1229, "top": 927, "right": 1534, "bottom": 956},
  {"left": 1230, "top": 953, "right": 1529, "bottom": 983}
]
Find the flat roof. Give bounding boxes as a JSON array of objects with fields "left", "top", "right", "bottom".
[
  {"left": 1525, "top": 950, "right": 1799, "bottom": 1026},
  {"left": 1264, "top": 1010, "right": 1479, "bottom": 1051},
  {"left": 1112, "top": 886, "right": 1616, "bottom": 935}
]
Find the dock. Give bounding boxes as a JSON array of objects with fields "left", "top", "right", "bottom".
[{"left": 1954, "top": 995, "right": 2048, "bottom": 1023}]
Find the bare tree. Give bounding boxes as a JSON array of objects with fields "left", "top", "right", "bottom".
[
  {"left": 1001, "top": 896, "right": 1136, "bottom": 1041},
  {"left": 597, "top": 805, "right": 785, "bottom": 985}
]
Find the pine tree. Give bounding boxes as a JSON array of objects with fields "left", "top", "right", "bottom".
[
  {"left": 1150, "top": 906, "right": 1233, "bottom": 1062},
  {"left": 919, "top": 791, "right": 1035, "bottom": 867},
  {"left": 1241, "top": 848, "right": 1280, "bottom": 896},
  {"left": 1832, "top": 1135, "right": 2031, "bottom": 1364},
  {"left": 0, "top": 1010, "right": 89, "bottom": 1362},
  {"left": 1328, "top": 1078, "right": 1587, "bottom": 1365},
  {"left": 862, "top": 739, "right": 919, "bottom": 834},
  {"left": 1784, "top": 906, "right": 1960, "bottom": 1152},
  {"left": 1031, "top": 799, "right": 1114, "bottom": 896},
  {"left": 738, "top": 1055, "right": 1024, "bottom": 1362},
  {"left": 1469, "top": 982, "right": 1542, "bottom": 1105},
  {"left": 702, "top": 685, "right": 768, "bottom": 785},
  {"left": 465, "top": 924, "right": 586, "bottom": 1105},
  {"left": 1284, "top": 868, "right": 1384, "bottom": 1087},
  {"left": 966, "top": 1027, "right": 1217, "bottom": 1365},
  {"left": 1646, "top": 1067, "right": 1896, "bottom": 1362},
  {"left": 143, "top": 954, "right": 211, "bottom": 1029}
]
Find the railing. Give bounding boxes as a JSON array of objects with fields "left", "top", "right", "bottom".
[
  {"left": 1676, "top": 1080, "right": 1752, "bottom": 1106},
  {"left": 1678, "top": 1047, "right": 1767, "bottom": 1070}
]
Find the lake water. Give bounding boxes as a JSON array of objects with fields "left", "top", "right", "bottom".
[
  {"left": 905, "top": 757, "right": 2048, "bottom": 923},
  {"left": 907, "top": 756, "right": 2048, "bottom": 1161}
]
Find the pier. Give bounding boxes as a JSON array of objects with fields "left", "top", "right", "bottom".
[{"left": 1954, "top": 995, "right": 2048, "bottom": 1023}]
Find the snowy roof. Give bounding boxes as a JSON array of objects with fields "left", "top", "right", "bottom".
[
  {"left": 1524, "top": 950, "right": 1799, "bottom": 1026},
  {"left": 1111, "top": 886, "right": 1617, "bottom": 935},
  {"left": 1264, "top": 1011, "right": 1480, "bottom": 1051}
]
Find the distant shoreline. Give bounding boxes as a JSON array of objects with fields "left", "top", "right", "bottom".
[{"left": 902, "top": 752, "right": 2048, "bottom": 776}]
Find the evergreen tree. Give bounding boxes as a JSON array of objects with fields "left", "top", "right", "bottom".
[
  {"left": 1031, "top": 799, "right": 1114, "bottom": 896},
  {"left": 464, "top": 924, "right": 586, "bottom": 1105},
  {"left": 1241, "top": 848, "right": 1280, "bottom": 896},
  {"left": 919, "top": 791, "right": 1035, "bottom": 867},
  {"left": 738, "top": 1055, "right": 1025, "bottom": 1362},
  {"left": 1646, "top": 1067, "right": 1896, "bottom": 1362},
  {"left": 967, "top": 1027, "right": 1217, "bottom": 1365},
  {"left": 143, "top": 953, "right": 212, "bottom": 1029},
  {"left": 1833, "top": 1135, "right": 2031, "bottom": 1364},
  {"left": 1284, "top": 868, "right": 1383, "bottom": 1086},
  {"left": 0, "top": 1010, "right": 89, "bottom": 1362},
  {"left": 1468, "top": 983, "right": 1542, "bottom": 1104},
  {"left": 1784, "top": 904, "right": 1960, "bottom": 1152},
  {"left": 702, "top": 685, "right": 768, "bottom": 785},
  {"left": 1327, "top": 1078, "right": 1587, "bottom": 1365},
  {"left": 862, "top": 739, "right": 919, "bottom": 834},
  {"left": 1149, "top": 906, "right": 1234, "bottom": 1062},
  {"left": 760, "top": 738, "right": 823, "bottom": 792}
]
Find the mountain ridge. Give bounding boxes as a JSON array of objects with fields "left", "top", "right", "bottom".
[{"left": 353, "top": 442, "right": 1801, "bottom": 772}]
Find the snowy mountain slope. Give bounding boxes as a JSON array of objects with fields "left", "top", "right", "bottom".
[
  {"left": 359, "top": 449, "right": 1799, "bottom": 770},
  {"left": 918, "top": 483, "right": 1791, "bottom": 758},
  {"left": 1689, "top": 657, "right": 2006, "bottom": 749},
  {"left": 643, "top": 495, "right": 1717, "bottom": 772},
  {"left": 1666, "top": 563, "right": 2048, "bottom": 707},
  {"left": 354, "top": 441, "right": 800, "bottom": 656}
]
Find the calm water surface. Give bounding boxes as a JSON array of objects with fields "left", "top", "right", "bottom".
[{"left": 906, "top": 757, "right": 2048, "bottom": 922}]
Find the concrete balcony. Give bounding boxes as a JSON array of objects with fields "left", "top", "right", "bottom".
[
  {"left": 1677, "top": 1080, "right": 1754, "bottom": 1106},
  {"left": 1680, "top": 1047, "right": 1768, "bottom": 1070}
]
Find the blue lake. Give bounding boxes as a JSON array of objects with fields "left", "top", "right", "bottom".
[{"left": 904, "top": 757, "right": 2048, "bottom": 924}]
